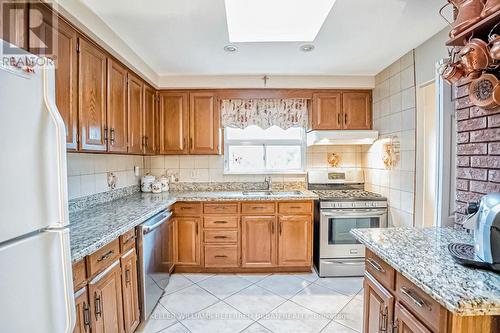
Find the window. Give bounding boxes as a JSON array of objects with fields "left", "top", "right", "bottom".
[{"left": 224, "top": 125, "right": 305, "bottom": 173}]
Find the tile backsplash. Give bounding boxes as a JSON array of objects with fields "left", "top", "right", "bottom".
[
  {"left": 67, "top": 153, "right": 144, "bottom": 199},
  {"left": 363, "top": 50, "right": 416, "bottom": 227}
]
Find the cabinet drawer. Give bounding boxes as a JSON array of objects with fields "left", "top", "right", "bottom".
[
  {"left": 72, "top": 259, "right": 87, "bottom": 291},
  {"left": 87, "top": 239, "right": 120, "bottom": 277},
  {"left": 204, "top": 203, "right": 238, "bottom": 214},
  {"left": 365, "top": 249, "right": 395, "bottom": 290},
  {"left": 204, "top": 216, "right": 238, "bottom": 228},
  {"left": 241, "top": 202, "right": 275, "bottom": 214},
  {"left": 120, "top": 229, "right": 136, "bottom": 253},
  {"left": 204, "top": 245, "right": 239, "bottom": 267},
  {"left": 396, "top": 273, "right": 445, "bottom": 332},
  {"left": 204, "top": 230, "right": 238, "bottom": 243},
  {"left": 174, "top": 202, "right": 202, "bottom": 216},
  {"left": 278, "top": 202, "right": 312, "bottom": 215}
]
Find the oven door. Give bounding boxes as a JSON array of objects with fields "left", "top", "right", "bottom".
[{"left": 320, "top": 208, "right": 387, "bottom": 258}]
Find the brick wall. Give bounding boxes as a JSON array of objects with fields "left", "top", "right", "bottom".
[{"left": 454, "top": 80, "right": 500, "bottom": 223}]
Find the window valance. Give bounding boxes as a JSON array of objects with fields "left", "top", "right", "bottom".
[{"left": 221, "top": 99, "right": 308, "bottom": 129}]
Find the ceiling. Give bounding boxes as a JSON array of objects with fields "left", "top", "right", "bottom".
[{"left": 79, "top": 0, "right": 447, "bottom": 76}]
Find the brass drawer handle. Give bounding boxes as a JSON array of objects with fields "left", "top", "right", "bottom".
[
  {"left": 252, "top": 206, "right": 266, "bottom": 210},
  {"left": 366, "top": 258, "right": 385, "bottom": 273},
  {"left": 213, "top": 221, "right": 228, "bottom": 224},
  {"left": 214, "top": 255, "right": 227, "bottom": 258},
  {"left": 213, "top": 207, "right": 227, "bottom": 210},
  {"left": 97, "top": 250, "right": 114, "bottom": 262},
  {"left": 214, "top": 236, "right": 228, "bottom": 239},
  {"left": 400, "top": 287, "right": 429, "bottom": 310},
  {"left": 83, "top": 302, "right": 90, "bottom": 332},
  {"left": 125, "top": 268, "right": 131, "bottom": 284},
  {"left": 181, "top": 207, "right": 193, "bottom": 210},
  {"left": 290, "top": 206, "right": 302, "bottom": 209},
  {"left": 94, "top": 292, "right": 102, "bottom": 319}
]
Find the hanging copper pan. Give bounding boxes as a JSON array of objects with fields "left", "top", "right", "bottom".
[
  {"left": 459, "top": 38, "right": 493, "bottom": 77},
  {"left": 440, "top": 0, "right": 485, "bottom": 38},
  {"left": 469, "top": 73, "right": 499, "bottom": 109}
]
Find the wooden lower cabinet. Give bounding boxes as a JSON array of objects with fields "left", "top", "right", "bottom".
[
  {"left": 363, "top": 272, "right": 394, "bottom": 333},
  {"left": 74, "top": 287, "right": 91, "bottom": 333},
  {"left": 121, "top": 249, "right": 140, "bottom": 333},
  {"left": 166, "top": 218, "right": 177, "bottom": 272},
  {"left": 176, "top": 218, "right": 200, "bottom": 265},
  {"left": 394, "top": 301, "right": 432, "bottom": 333},
  {"left": 88, "top": 261, "right": 124, "bottom": 333},
  {"left": 278, "top": 215, "right": 311, "bottom": 266},
  {"left": 241, "top": 216, "right": 276, "bottom": 268}
]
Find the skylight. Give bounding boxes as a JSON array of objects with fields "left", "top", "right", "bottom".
[{"left": 224, "top": 0, "right": 336, "bottom": 42}]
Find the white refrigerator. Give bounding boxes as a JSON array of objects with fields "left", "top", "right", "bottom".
[{"left": 0, "top": 41, "right": 75, "bottom": 332}]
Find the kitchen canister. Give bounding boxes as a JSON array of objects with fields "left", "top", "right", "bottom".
[
  {"left": 159, "top": 174, "right": 169, "bottom": 192},
  {"left": 141, "top": 174, "right": 155, "bottom": 193},
  {"left": 151, "top": 181, "right": 162, "bottom": 194}
]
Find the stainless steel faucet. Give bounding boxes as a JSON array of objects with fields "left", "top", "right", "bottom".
[{"left": 264, "top": 176, "right": 272, "bottom": 190}]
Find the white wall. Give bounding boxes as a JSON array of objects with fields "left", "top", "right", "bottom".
[{"left": 414, "top": 28, "right": 448, "bottom": 86}]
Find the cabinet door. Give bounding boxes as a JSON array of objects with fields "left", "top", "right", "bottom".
[
  {"left": 127, "top": 74, "right": 143, "bottom": 154},
  {"left": 54, "top": 18, "right": 79, "bottom": 150},
  {"left": 78, "top": 38, "right": 107, "bottom": 151},
  {"left": 241, "top": 216, "right": 276, "bottom": 268},
  {"left": 189, "top": 92, "right": 219, "bottom": 154},
  {"left": 278, "top": 216, "right": 311, "bottom": 266},
  {"left": 121, "top": 250, "right": 140, "bottom": 333},
  {"left": 311, "top": 92, "right": 342, "bottom": 130},
  {"left": 29, "top": 5, "right": 79, "bottom": 150},
  {"left": 363, "top": 272, "right": 394, "bottom": 333},
  {"left": 159, "top": 92, "right": 189, "bottom": 154},
  {"left": 73, "top": 287, "right": 91, "bottom": 333},
  {"left": 0, "top": 0, "right": 28, "bottom": 50},
  {"left": 176, "top": 218, "right": 200, "bottom": 265},
  {"left": 89, "top": 262, "right": 124, "bottom": 333},
  {"left": 107, "top": 59, "right": 128, "bottom": 153},
  {"left": 394, "top": 301, "right": 432, "bottom": 333},
  {"left": 342, "top": 92, "right": 371, "bottom": 130},
  {"left": 143, "top": 85, "right": 157, "bottom": 155}
]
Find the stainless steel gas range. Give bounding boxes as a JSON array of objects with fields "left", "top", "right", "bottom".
[{"left": 308, "top": 170, "right": 388, "bottom": 277}]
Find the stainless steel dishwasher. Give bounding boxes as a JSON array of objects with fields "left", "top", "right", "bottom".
[{"left": 137, "top": 209, "right": 173, "bottom": 321}]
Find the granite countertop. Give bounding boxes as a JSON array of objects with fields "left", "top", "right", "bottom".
[
  {"left": 351, "top": 227, "right": 500, "bottom": 316},
  {"left": 69, "top": 190, "right": 317, "bottom": 262}
]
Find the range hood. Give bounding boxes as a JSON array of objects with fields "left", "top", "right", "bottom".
[{"left": 306, "top": 130, "right": 379, "bottom": 146}]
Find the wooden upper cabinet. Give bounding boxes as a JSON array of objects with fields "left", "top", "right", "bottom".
[
  {"left": 241, "top": 216, "right": 276, "bottom": 268},
  {"left": 394, "top": 301, "right": 431, "bottom": 333},
  {"left": 143, "top": 85, "right": 157, "bottom": 155},
  {"left": 107, "top": 59, "right": 128, "bottom": 153},
  {"left": 277, "top": 215, "right": 311, "bottom": 267},
  {"left": 0, "top": 0, "right": 29, "bottom": 50},
  {"left": 159, "top": 92, "right": 189, "bottom": 154},
  {"left": 89, "top": 262, "right": 124, "bottom": 333},
  {"left": 121, "top": 250, "right": 140, "bottom": 333},
  {"left": 342, "top": 92, "right": 372, "bottom": 130},
  {"left": 78, "top": 38, "right": 107, "bottom": 151},
  {"left": 127, "top": 74, "right": 143, "bottom": 154},
  {"left": 176, "top": 218, "right": 200, "bottom": 265},
  {"left": 363, "top": 273, "right": 395, "bottom": 333},
  {"left": 189, "top": 92, "right": 219, "bottom": 154},
  {"left": 311, "top": 92, "right": 342, "bottom": 130},
  {"left": 73, "top": 287, "right": 91, "bottom": 333}
]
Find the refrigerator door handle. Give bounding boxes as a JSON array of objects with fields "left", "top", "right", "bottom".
[
  {"left": 42, "top": 61, "right": 69, "bottom": 228},
  {"left": 47, "top": 228, "right": 76, "bottom": 333}
]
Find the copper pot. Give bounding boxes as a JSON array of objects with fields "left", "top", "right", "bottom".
[
  {"left": 459, "top": 38, "right": 493, "bottom": 77},
  {"left": 441, "top": 62, "right": 466, "bottom": 84},
  {"left": 490, "top": 34, "right": 500, "bottom": 60},
  {"left": 493, "top": 82, "right": 500, "bottom": 105},
  {"left": 441, "top": 0, "right": 485, "bottom": 38},
  {"left": 481, "top": 0, "right": 500, "bottom": 17},
  {"left": 469, "top": 73, "right": 499, "bottom": 109}
]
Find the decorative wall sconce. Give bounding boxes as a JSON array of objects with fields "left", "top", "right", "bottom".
[
  {"left": 327, "top": 152, "right": 341, "bottom": 168},
  {"left": 381, "top": 136, "right": 400, "bottom": 169}
]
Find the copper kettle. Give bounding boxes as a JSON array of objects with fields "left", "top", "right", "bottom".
[
  {"left": 459, "top": 38, "right": 493, "bottom": 77},
  {"left": 441, "top": 0, "right": 485, "bottom": 38},
  {"left": 481, "top": 0, "right": 500, "bottom": 17}
]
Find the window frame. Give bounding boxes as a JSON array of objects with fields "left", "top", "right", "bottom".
[{"left": 223, "top": 126, "right": 307, "bottom": 174}]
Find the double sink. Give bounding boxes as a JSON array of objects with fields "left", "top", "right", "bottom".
[{"left": 241, "top": 190, "right": 303, "bottom": 196}]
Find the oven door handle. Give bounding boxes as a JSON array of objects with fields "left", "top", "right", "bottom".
[{"left": 321, "top": 210, "right": 387, "bottom": 217}]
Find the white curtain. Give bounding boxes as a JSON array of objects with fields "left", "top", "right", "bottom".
[{"left": 221, "top": 99, "right": 308, "bottom": 129}]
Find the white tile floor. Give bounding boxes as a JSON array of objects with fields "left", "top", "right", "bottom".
[{"left": 138, "top": 271, "right": 364, "bottom": 333}]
